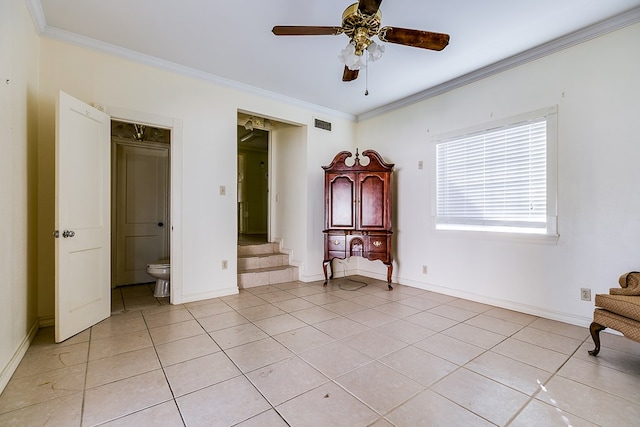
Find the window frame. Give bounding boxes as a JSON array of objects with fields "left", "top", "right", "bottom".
[{"left": 431, "top": 106, "right": 558, "bottom": 243}]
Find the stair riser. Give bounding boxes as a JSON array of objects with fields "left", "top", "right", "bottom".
[
  {"left": 238, "top": 266, "right": 298, "bottom": 289},
  {"left": 237, "top": 243, "right": 280, "bottom": 256},
  {"left": 237, "top": 242, "right": 297, "bottom": 288},
  {"left": 238, "top": 254, "right": 289, "bottom": 271}
]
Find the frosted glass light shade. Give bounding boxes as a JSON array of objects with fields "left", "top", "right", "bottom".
[
  {"left": 338, "top": 40, "right": 385, "bottom": 70},
  {"left": 367, "top": 41, "right": 385, "bottom": 62}
]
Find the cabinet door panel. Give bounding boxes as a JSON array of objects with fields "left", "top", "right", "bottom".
[
  {"left": 328, "top": 174, "right": 355, "bottom": 228},
  {"left": 359, "top": 173, "right": 386, "bottom": 229}
]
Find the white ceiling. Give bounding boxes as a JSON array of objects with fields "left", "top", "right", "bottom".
[{"left": 30, "top": 0, "right": 640, "bottom": 119}]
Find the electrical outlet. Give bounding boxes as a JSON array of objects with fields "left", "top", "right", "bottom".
[
  {"left": 219, "top": 186, "right": 226, "bottom": 196},
  {"left": 418, "top": 160, "right": 424, "bottom": 170},
  {"left": 221, "top": 260, "right": 228, "bottom": 270},
  {"left": 422, "top": 265, "right": 428, "bottom": 274},
  {"left": 580, "top": 288, "right": 591, "bottom": 301}
]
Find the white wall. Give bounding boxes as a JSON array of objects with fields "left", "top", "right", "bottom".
[
  {"left": 36, "top": 38, "right": 354, "bottom": 315},
  {"left": 356, "top": 23, "right": 640, "bottom": 326},
  {"left": 269, "top": 121, "right": 357, "bottom": 280},
  {"left": 271, "top": 125, "right": 308, "bottom": 266},
  {"left": 0, "top": 0, "right": 40, "bottom": 392}
]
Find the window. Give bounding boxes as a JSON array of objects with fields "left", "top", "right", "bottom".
[{"left": 435, "top": 107, "right": 557, "bottom": 236}]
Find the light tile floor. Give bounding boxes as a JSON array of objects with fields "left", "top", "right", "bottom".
[{"left": 1, "top": 277, "right": 640, "bottom": 426}]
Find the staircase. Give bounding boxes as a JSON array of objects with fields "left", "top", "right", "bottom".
[{"left": 237, "top": 242, "right": 299, "bottom": 289}]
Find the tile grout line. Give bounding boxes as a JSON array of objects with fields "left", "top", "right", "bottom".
[
  {"left": 504, "top": 333, "right": 595, "bottom": 427},
  {"left": 79, "top": 325, "right": 93, "bottom": 427},
  {"left": 186, "top": 299, "right": 292, "bottom": 426},
  {"left": 142, "top": 306, "right": 189, "bottom": 427},
  {"left": 406, "top": 310, "right": 576, "bottom": 427},
  {"left": 9, "top": 280, "right": 639, "bottom": 425}
]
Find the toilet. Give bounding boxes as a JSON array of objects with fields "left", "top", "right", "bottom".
[{"left": 147, "top": 259, "right": 170, "bottom": 297}]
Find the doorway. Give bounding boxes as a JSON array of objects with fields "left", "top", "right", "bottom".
[
  {"left": 237, "top": 115, "right": 269, "bottom": 245},
  {"left": 111, "top": 120, "right": 171, "bottom": 287}
]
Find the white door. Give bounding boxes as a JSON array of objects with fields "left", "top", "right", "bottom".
[
  {"left": 55, "top": 91, "right": 111, "bottom": 342},
  {"left": 114, "top": 141, "right": 169, "bottom": 286}
]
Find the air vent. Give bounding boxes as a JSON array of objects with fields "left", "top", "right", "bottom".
[{"left": 314, "top": 118, "right": 332, "bottom": 131}]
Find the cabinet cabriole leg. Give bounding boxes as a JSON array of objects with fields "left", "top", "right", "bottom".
[
  {"left": 386, "top": 264, "right": 393, "bottom": 290},
  {"left": 322, "top": 260, "right": 329, "bottom": 286}
]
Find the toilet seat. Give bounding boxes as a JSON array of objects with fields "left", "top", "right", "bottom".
[{"left": 147, "top": 259, "right": 170, "bottom": 268}]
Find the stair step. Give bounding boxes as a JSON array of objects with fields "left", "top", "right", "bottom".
[
  {"left": 237, "top": 242, "right": 298, "bottom": 288},
  {"left": 238, "top": 253, "right": 289, "bottom": 270},
  {"left": 238, "top": 265, "right": 298, "bottom": 289},
  {"left": 237, "top": 242, "right": 280, "bottom": 256}
]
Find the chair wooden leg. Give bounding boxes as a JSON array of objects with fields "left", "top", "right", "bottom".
[{"left": 588, "top": 321, "right": 606, "bottom": 356}]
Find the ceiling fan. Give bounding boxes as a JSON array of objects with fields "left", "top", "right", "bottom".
[{"left": 272, "top": 0, "right": 450, "bottom": 82}]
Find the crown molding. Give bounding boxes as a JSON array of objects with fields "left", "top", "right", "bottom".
[
  {"left": 43, "top": 26, "right": 355, "bottom": 122},
  {"left": 25, "top": 0, "right": 46, "bottom": 33},
  {"left": 25, "top": 0, "right": 355, "bottom": 122},
  {"left": 357, "top": 6, "right": 640, "bottom": 122},
  {"left": 25, "top": 1, "right": 639, "bottom": 123}
]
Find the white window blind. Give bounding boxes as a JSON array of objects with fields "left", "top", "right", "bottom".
[{"left": 436, "top": 118, "right": 547, "bottom": 232}]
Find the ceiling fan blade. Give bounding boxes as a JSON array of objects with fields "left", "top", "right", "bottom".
[
  {"left": 378, "top": 27, "right": 450, "bottom": 51},
  {"left": 342, "top": 66, "right": 359, "bottom": 82},
  {"left": 272, "top": 26, "right": 343, "bottom": 36},
  {"left": 358, "top": 0, "right": 383, "bottom": 15}
]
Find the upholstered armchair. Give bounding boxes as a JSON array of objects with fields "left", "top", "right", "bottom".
[{"left": 589, "top": 272, "right": 640, "bottom": 356}]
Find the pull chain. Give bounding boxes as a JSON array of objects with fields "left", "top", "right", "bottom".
[{"left": 364, "top": 53, "right": 369, "bottom": 96}]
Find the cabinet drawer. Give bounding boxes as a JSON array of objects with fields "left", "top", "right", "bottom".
[
  {"left": 366, "top": 252, "right": 390, "bottom": 263},
  {"left": 326, "top": 235, "right": 346, "bottom": 251},
  {"left": 367, "top": 235, "right": 388, "bottom": 253},
  {"left": 328, "top": 250, "right": 346, "bottom": 260}
]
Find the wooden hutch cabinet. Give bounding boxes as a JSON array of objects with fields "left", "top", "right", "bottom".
[{"left": 322, "top": 149, "right": 394, "bottom": 290}]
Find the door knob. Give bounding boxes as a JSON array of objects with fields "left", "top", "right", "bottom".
[{"left": 62, "top": 230, "right": 75, "bottom": 238}]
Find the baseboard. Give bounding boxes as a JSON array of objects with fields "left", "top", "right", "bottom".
[
  {"left": 180, "top": 286, "right": 239, "bottom": 304},
  {"left": 38, "top": 315, "right": 55, "bottom": 328},
  {"left": 299, "top": 260, "right": 359, "bottom": 283},
  {"left": 346, "top": 267, "right": 594, "bottom": 328},
  {"left": 387, "top": 273, "right": 593, "bottom": 328},
  {"left": 249, "top": 254, "right": 597, "bottom": 329},
  {"left": 299, "top": 272, "right": 326, "bottom": 282},
  {"left": 0, "top": 320, "right": 39, "bottom": 394}
]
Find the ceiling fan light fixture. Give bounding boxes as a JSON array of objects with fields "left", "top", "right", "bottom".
[
  {"left": 273, "top": 1, "right": 449, "bottom": 83},
  {"left": 339, "top": 41, "right": 367, "bottom": 71},
  {"left": 367, "top": 40, "right": 385, "bottom": 62},
  {"left": 244, "top": 119, "right": 253, "bottom": 131}
]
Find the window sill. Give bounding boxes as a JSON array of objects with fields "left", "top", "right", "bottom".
[{"left": 433, "top": 226, "right": 559, "bottom": 245}]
